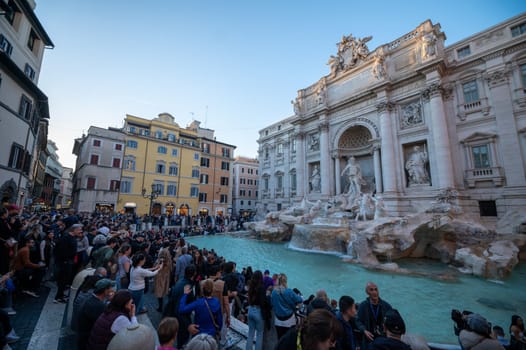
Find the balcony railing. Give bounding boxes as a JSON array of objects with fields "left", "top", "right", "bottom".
[{"left": 465, "top": 166, "right": 504, "bottom": 187}]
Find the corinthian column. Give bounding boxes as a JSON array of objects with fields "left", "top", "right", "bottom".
[
  {"left": 376, "top": 101, "right": 397, "bottom": 193},
  {"left": 422, "top": 83, "right": 455, "bottom": 189},
  {"left": 319, "top": 120, "right": 330, "bottom": 195},
  {"left": 295, "top": 131, "right": 306, "bottom": 198},
  {"left": 486, "top": 69, "right": 526, "bottom": 186}
]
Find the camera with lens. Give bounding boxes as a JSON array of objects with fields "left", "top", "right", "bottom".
[{"left": 451, "top": 309, "right": 473, "bottom": 336}]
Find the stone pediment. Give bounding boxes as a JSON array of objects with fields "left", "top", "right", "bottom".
[{"left": 460, "top": 132, "right": 497, "bottom": 143}]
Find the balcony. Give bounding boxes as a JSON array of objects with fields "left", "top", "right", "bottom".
[
  {"left": 465, "top": 166, "right": 504, "bottom": 187},
  {"left": 275, "top": 189, "right": 284, "bottom": 198},
  {"left": 457, "top": 97, "right": 490, "bottom": 121}
]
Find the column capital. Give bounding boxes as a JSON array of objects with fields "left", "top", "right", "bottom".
[
  {"left": 376, "top": 101, "right": 396, "bottom": 113},
  {"left": 421, "top": 82, "right": 444, "bottom": 101},
  {"left": 318, "top": 120, "right": 330, "bottom": 132},
  {"left": 294, "top": 131, "right": 306, "bottom": 140}
]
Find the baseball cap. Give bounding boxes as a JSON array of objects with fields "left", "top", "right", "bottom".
[
  {"left": 384, "top": 309, "right": 406, "bottom": 335},
  {"left": 94, "top": 278, "right": 116, "bottom": 293}
]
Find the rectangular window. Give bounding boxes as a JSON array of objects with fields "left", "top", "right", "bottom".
[
  {"left": 112, "top": 158, "right": 121, "bottom": 168},
  {"left": 190, "top": 186, "right": 199, "bottom": 197},
  {"left": 291, "top": 139, "right": 297, "bottom": 153},
  {"left": 220, "top": 177, "right": 229, "bottom": 186},
  {"left": 167, "top": 184, "right": 177, "bottom": 196},
  {"left": 511, "top": 22, "right": 526, "bottom": 37},
  {"left": 457, "top": 46, "right": 471, "bottom": 59},
  {"left": 462, "top": 80, "right": 479, "bottom": 103},
  {"left": 202, "top": 143, "right": 210, "bottom": 153},
  {"left": 241, "top": 167, "right": 245, "bottom": 173},
  {"left": 472, "top": 145, "right": 490, "bottom": 168},
  {"left": 239, "top": 189, "right": 246, "bottom": 196},
  {"left": 8, "top": 143, "right": 28, "bottom": 172},
  {"left": 93, "top": 139, "right": 101, "bottom": 147},
  {"left": 200, "top": 157, "right": 210, "bottom": 167},
  {"left": 220, "top": 194, "right": 228, "bottom": 203},
  {"left": 521, "top": 64, "right": 526, "bottom": 87},
  {"left": 255, "top": 190, "right": 258, "bottom": 197},
  {"left": 277, "top": 143, "right": 283, "bottom": 155},
  {"left": 221, "top": 161, "right": 230, "bottom": 170},
  {"left": 158, "top": 146, "right": 167, "bottom": 154},
  {"left": 291, "top": 173, "right": 297, "bottom": 190},
  {"left": 115, "top": 143, "right": 122, "bottom": 151},
  {"left": 156, "top": 163, "right": 165, "bottom": 174},
  {"left": 127, "top": 140, "right": 138, "bottom": 148},
  {"left": 277, "top": 176, "right": 283, "bottom": 190},
  {"left": 153, "top": 183, "right": 164, "bottom": 195},
  {"left": 0, "top": 35, "right": 13, "bottom": 56},
  {"left": 248, "top": 190, "right": 252, "bottom": 197},
  {"left": 192, "top": 167, "right": 200, "bottom": 178},
  {"left": 199, "top": 192, "right": 207, "bottom": 202},
  {"left": 169, "top": 164, "right": 178, "bottom": 176},
  {"left": 194, "top": 152, "right": 199, "bottom": 160},
  {"left": 172, "top": 148, "right": 178, "bottom": 157},
  {"left": 200, "top": 174, "right": 209, "bottom": 184},
  {"left": 479, "top": 200, "right": 497, "bottom": 217},
  {"left": 109, "top": 180, "right": 120, "bottom": 191},
  {"left": 19, "top": 95, "right": 32, "bottom": 120},
  {"left": 87, "top": 177, "right": 96, "bottom": 190},
  {"left": 24, "top": 64, "right": 35, "bottom": 80},
  {"left": 27, "top": 29, "right": 38, "bottom": 52},
  {"left": 240, "top": 200, "right": 244, "bottom": 205},
  {"left": 90, "top": 154, "right": 99, "bottom": 165},
  {"left": 120, "top": 180, "right": 132, "bottom": 193},
  {"left": 264, "top": 178, "right": 269, "bottom": 190},
  {"left": 222, "top": 148, "right": 230, "bottom": 158}
]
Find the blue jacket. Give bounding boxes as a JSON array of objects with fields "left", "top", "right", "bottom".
[
  {"left": 271, "top": 287, "right": 302, "bottom": 318},
  {"left": 179, "top": 295, "right": 223, "bottom": 336}
]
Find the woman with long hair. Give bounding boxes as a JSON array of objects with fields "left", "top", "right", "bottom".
[
  {"left": 154, "top": 247, "right": 173, "bottom": 313},
  {"left": 115, "top": 244, "right": 131, "bottom": 290},
  {"left": 128, "top": 253, "right": 163, "bottom": 314},
  {"left": 270, "top": 273, "right": 303, "bottom": 339},
  {"left": 245, "top": 270, "right": 269, "bottom": 350},
  {"left": 510, "top": 315, "right": 526, "bottom": 350},
  {"left": 87, "top": 290, "right": 138, "bottom": 350}
]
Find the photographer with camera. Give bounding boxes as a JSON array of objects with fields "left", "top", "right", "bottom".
[
  {"left": 452, "top": 311, "right": 504, "bottom": 350},
  {"left": 357, "top": 282, "right": 393, "bottom": 350}
]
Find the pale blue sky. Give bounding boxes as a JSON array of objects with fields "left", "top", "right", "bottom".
[{"left": 35, "top": 1, "right": 525, "bottom": 168}]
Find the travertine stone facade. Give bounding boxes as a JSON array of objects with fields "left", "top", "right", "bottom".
[{"left": 257, "top": 14, "right": 526, "bottom": 228}]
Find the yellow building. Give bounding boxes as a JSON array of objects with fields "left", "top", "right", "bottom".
[{"left": 118, "top": 113, "right": 201, "bottom": 216}]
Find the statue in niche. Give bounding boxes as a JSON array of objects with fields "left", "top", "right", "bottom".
[
  {"left": 341, "top": 157, "right": 365, "bottom": 198},
  {"left": 309, "top": 165, "right": 321, "bottom": 193},
  {"left": 422, "top": 32, "right": 437, "bottom": 59},
  {"left": 405, "top": 145, "right": 430, "bottom": 185},
  {"left": 309, "top": 134, "right": 319, "bottom": 151},
  {"left": 291, "top": 98, "right": 300, "bottom": 115},
  {"left": 315, "top": 78, "right": 327, "bottom": 105},
  {"left": 400, "top": 102, "right": 423, "bottom": 129},
  {"left": 371, "top": 48, "right": 387, "bottom": 80}
]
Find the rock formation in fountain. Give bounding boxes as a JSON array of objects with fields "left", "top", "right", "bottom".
[{"left": 244, "top": 190, "right": 526, "bottom": 279}]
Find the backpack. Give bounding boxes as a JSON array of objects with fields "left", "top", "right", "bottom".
[{"left": 236, "top": 272, "right": 245, "bottom": 294}]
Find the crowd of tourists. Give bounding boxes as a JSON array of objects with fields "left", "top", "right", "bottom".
[{"left": 1, "top": 205, "right": 525, "bottom": 350}]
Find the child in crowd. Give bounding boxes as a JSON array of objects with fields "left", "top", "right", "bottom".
[{"left": 157, "top": 317, "right": 179, "bottom": 350}]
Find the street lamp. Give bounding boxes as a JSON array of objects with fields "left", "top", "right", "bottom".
[{"left": 142, "top": 184, "right": 160, "bottom": 217}]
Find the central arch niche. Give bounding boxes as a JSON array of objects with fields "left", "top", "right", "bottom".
[{"left": 338, "top": 125, "right": 375, "bottom": 194}]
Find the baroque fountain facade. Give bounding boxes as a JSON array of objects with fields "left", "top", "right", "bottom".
[{"left": 252, "top": 16, "right": 526, "bottom": 279}]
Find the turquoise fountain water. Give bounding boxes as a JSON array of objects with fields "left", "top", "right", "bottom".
[{"left": 187, "top": 235, "right": 526, "bottom": 344}]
